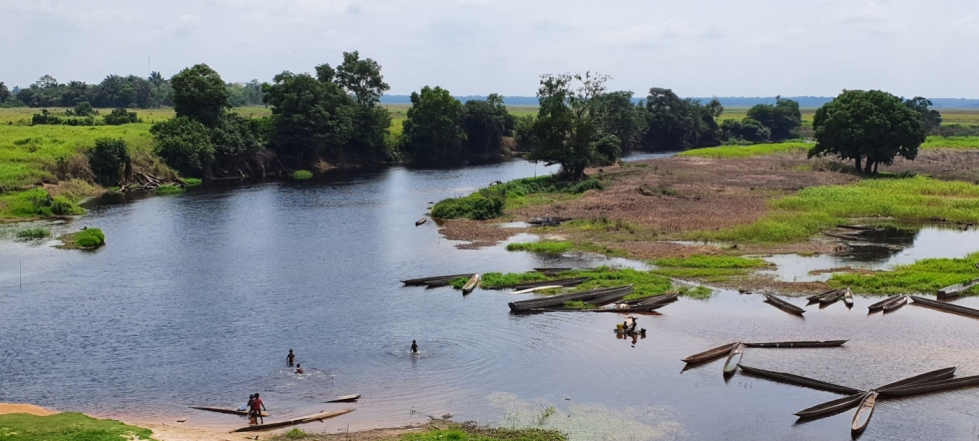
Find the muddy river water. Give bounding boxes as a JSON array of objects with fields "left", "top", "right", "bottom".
[{"left": 2, "top": 156, "right": 979, "bottom": 440}]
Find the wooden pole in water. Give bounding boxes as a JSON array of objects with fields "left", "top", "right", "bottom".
[{"left": 20, "top": 260, "right": 22, "bottom": 288}]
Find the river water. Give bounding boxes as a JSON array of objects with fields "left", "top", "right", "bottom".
[{"left": 3, "top": 155, "right": 979, "bottom": 440}]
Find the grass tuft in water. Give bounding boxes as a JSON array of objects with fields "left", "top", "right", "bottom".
[
  {"left": 16, "top": 228, "right": 50, "bottom": 239},
  {"left": 57, "top": 228, "right": 105, "bottom": 249},
  {"left": 653, "top": 255, "right": 769, "bottom": 269},
  {"left": 506, "top": 241, "right": 574, "bottom": 255},
  {"left": 182, "top": 177, "right": 202, "bottom": 187},
  {"left": 155, "top": 184, "right": 184, "bottom": 195},
  {"left": 293, "top": 170, "right": 313, "bottom": 180},
  {"left": 284, "top": 427, "right": 308, "bottom": 439}
]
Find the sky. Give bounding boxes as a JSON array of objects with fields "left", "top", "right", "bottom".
[{"left": 2, "top": 0, "right": 978, "bottom": 98}]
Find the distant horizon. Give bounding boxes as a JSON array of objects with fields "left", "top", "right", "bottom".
[{"left": 380, "top": 95, "right": 979, "bottom": 109}]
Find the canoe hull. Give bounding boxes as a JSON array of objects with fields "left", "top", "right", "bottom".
[
  {"left": 190, "top": 406, "right": 268, "bottom": 417},
  {"left": 462, "top": 274, "right": 480, "bottom": 295},
  {"left": 910, "top": 296, "right": 979, "bottom": 319},
  {"left": 878, "top": 375, "right": 979, "bottom": 398},
  {"left": 232, "top": 409, "right": 355, "bottom": 432},
  {"left": 850, "top": 391, "right": 878, "bottom": 434},
  {"left": 744, "top": 340, "right": 847, "bottom": 349},
  {"left": 722, "top": 342, "right": 745, "bottom": 374},
  {"left": 682, "top": 342, "right": 738, "bottom": 364},
  {"left": 794, "top": 392, "right": 868, "bottom": 419},
  {"left": 325, "top": 394, "right": 361, "bottom": 403},
  {"left": 737, "top": 364, "right": 861, "bottom": 395},
  {"left": 763, "top": 294, "right": 806, "bottom": 315}
]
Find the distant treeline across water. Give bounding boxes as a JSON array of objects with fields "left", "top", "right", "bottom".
[{"left": 380, "top": 95, "right": 979, "bottom": 108}]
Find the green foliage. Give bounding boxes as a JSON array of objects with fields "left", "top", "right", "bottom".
[
  {"left": 678, "top": 142, "right": 810, "bottom": 158},
  {"left": 829, "top": 251, "right": 979, "bottom": 295},
  {"left": 263, "top": 71, "right": 356, "bottom": 164},
  {"left": 809, "top": 89, "right": 926, "bottom": 174},
  {"left": 183, "top": 177, "right": 202, "bottom": 187},
  {"left": 87, "top": 138, "right": 130, "bottom": 185},
  {"left": 431, "top": 193, "right": 504, "bottom": 220},
  {"left": 720, "top": 118, "right": 770, "bottom": 143},
  {"left": 506, "top": 241, "right": 574, "bottom": 255},
  {"left": 16, "top": 228, "right": 50, "bottom": 239},
  {"left": 72, "top": 101, "right": 96, "bottom": 117},
  {"left": 431, "top": 176, "right": 601, "bottom": 220},
  {"left": 73, "top": 228, "right": 106, "bottom": 248},
  {"left": 293, "top": 170, "right": 313, "bottom": 179},
  {"left": 676, "top": 285, "right": 714, "bottom": 300},
  {"left": 592, "top": 91, "right": 646, "bottom": 155},
  {"left": 156, "top": 184, "right": 184, "bottom": 195},
  {"left": 103, "top": 107, "right": 139, "bottom": 125},
  {"left": 0, "top": 412, "right": 153, "bottom": 441},
  {"left": 921, "top": 136, "right": 979, "bottom": 149},
  {"left": 642, "top": 88, "right": 723, "bottom": 151},
  {"left": 150, "top": 116, "right": 214, "bottom": 177},
  {"left": 171, "top": 63, "right": 230, "bottom": 125},
  {"left": 564, "top": 267, "right": 673, "bottom": 300},
  {"left": 745, "top": 97, "right": 802, "bottom": 141},
  {"left": 652, "top": 255, "right": 769, "bottom": 269},
  {"left": 401, "top": 86, "right": 467, "bottom": 163},
  {"left": 563, "top": 300, "right": 595, "bottom": 309},
  {"left": 905, "top": 97, "right": 943, "bottom": 133},
  {"left": 463, "top": 93, "right": 515, "bottom": 155},
  {"left": 284, "top": 428, "right": 308, "bottom": 439},
  {"left": 31, "top": 109, "right": 97, "bottom": 126},
  {"left": 651, "top": 255, "right": 770, "bottom": 283},
  {"left": 7, "top": 189, "right": 85, "bottom": 217}
]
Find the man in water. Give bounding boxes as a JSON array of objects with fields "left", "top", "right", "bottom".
[
  {"left": 295, "top": 364, "right": 305, "bottom": 374},
  {"left": 411, "top": 340, "right": 418, "bottom": 353},
  {"left": 249, "top": 393, "right": 266, "bottom": 424},
  {"left": 287, "top": 349, "right": 295, "bottom": 367}
]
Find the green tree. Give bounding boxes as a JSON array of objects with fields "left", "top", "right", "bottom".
[
  {"left": 592, "top": 91, "right": 646, "bottom": 153},
  {"left": 73, "top": 101, "right": 96, "bottom": 117},
  {"left": 904, "top": 96, "right": 943, "bottom": 133},
  {"left": 171, "top": 64, "right": 230, "bottom": 125},
  {"left": 746, "top": 96, "right": 801, "bottom": 141},
  {"left": 150, "top": 116, "right": 215, "bottom": 177},
  {"left": 0, "top": 81, "right": 8, "bottom": 104},
  {"left": 642, "top": 89, "right": 722, "bottom": 150},
  {"left": 720, "top": 118, "right": 770, "bottom": 143},
  {"left": 262, "top": 71, "right": 355, "bottom": 165},
  {"left": 87, "top": 138, "right": 131, "bottom": 185},
  {"left": 334, "top": 51, "right": 390, "bottom": 106},
  {"left": 401, "top": 86, "right": 467, "bottom": 163},
  {"left": 529, "top": 72, "right": 619, "bottom": 179},
  {"left": 463, "top": 93, "right": 515, "bottom": 155},
  {"left": 809, "top": 90, "right": 926, "bottom": 174}
]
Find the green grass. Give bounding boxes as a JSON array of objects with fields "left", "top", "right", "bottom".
[
  {"left": 293, "top": 169, "right": 313, "bottom": 180},
  {"left": 15, "top": 227, "right": 50, "bottom": 239},
  {"left": 0, "top": 412, "right": 152, "bottom": 441},
  {"left": 285, "top": 427, "right": 309, "bottom": 439},
  {"left": 829, "top": 251, "right": 979, "bottom": 295},
  {"left": 697, "top": 176, "right": 979, "bottom": 243},
  {"left": 478, "top": 272, "right": 551, "bottom": 288},
  {"left": 155, "top": 184, "right": 184, "bottom": 195},
  {"left": 183, "top": 177, "right": 202, "bottom": 187},
  {"left": 57, "top": 227, "right": 105, "bottom": 249},
  {"left": 677, "top": 141, "right": 811, "bottom": 158},
  {"left": 652, "top": 255, "right": 769, "bottom": 269},
  {"left": 506, "top": 241, "right": 574, "bottom": 255},
  {"left": 431, "top": 176, "right": 602, "bottom": 220},
  {"left": 2, "top": 188, "right": 85, "bottom": 218},
  {"left": 921, "top": 136, "right": 979, "bottom": 149},
  {"left": 676, "top": 285, "right": 714, "bottom": 300}
]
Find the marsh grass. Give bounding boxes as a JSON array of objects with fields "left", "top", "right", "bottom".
[
  {"left": 399, "top": 425, "right": 566, "bottom": 441},
  {"left": 155, "top": 184, "right": 184, "bottom": 195},
  {"left": 650, "top": 255, "right": 769, "bottom": 284},
  {"left": 293, "top": 170, "right": 313, "bottom": 180},
  {"left": 0, "top": 412, "right": 153, "bottom": 441},
  {"left": 653, "top": 255, "right": 769, "bottom": 269},
  {"left": 677, "top": 141, "right": 811, "bottom": 159},
  {"left": 183, "top": 177, "right": 202, "bottom": 187},
  {"left": 506, "top": 241, "right": 573, "bottom": 255},
  {"left": 16, "top": 227, "right": 50, "bottom": 239},
  {"left": 432, "top": 176, "right": 602, "bottom": 220},
  {"left": 921, "top": 136, "right": 979, "bottom": 149},
  {"left": 829, "top": 251, "right": 979, "bottom": 295},
  {"left": 57, "top": 227, "right": 105, "bottom": 249},
  {"left": 285, "top": 428, "right": 308, "bottom": 439}
]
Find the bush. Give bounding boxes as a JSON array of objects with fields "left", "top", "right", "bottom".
[
  {"left": 431, "top": 194, "right": 504, "bottom": 220},
  {"left": 183, "top": 178, "right": 202, "bottom": 187},
  {"left": 50, "top": 196, "right": 84, "bottom": 215},
  {"left": 74, "top": 228, "right": 106, "bottom": 248},
  {"left": 293, "top": 170, "right": 313, "bottom": 180},
  {"left": 103, "top": 108, "right": 140, "bottom": 125},
  {"left": 72, "top": 101, "right": 97, "bottom": 117},
  {"left": 87, "top": 138, "right": 130, "bottom": 185},
  {"left": 16, "top": 228, "right": 51, "bottom": 239},
  {"left": 285, "top": 428, "right": 308, "bottom": 439}
]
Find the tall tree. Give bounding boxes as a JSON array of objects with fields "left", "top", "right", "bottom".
[
  {"left": 904, "top": 96, "right": 943, "bottom": 133},
  {"left": 171, "top": 64, "right": 230, "bottom": 126},
  {"left": 592, "top": 91, "right": 646, "bottom": 154},
  {"left": 315, "top": 52, "right": 392, "bottom": 159},
  {"left": 809, "top": 90, "right": 925, "bottom": 174},
  {"left": 463, "top": 94, "right": 514, "bottom": 155},
  {"left": 746, "top": 96, "right": 802, "bottom": 141},
  {"left": 401, "top": 86, "right": 467, "bottom": 163},
  {"left": 333, "top": 51, "right": 390, "bottom": 106},
  {"left": 0, "top": 82, "right": 9, "bottom": 104}
]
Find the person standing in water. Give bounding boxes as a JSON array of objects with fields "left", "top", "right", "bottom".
[
  {"left": 411, "top": 340, "right": 418, "bottom": 354},
  {"left": 286, "top": 349, "right": 295, "bottom": 367}
]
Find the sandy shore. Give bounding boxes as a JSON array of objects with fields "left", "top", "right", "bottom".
[{"left": 0, "top": 402, "right": 57, "bottom": 416}]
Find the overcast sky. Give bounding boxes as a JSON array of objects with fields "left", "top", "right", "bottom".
[{"left": 2, "top": 0, "right": 977, "bottom": 97}]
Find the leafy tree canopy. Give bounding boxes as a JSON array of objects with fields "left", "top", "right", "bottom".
[
  {"left": 904, "top": 96, "right": 943, "bottom": 133},
  {"left": 463, "top": 93, "right": 515, "bottom": 155},
  {"left": 642, "top": 88, "right": 722, "bottom": 151},
  {"left": 746, "top": 96, "right": 802, "bottom": 141},
  {"left": 401, "top": 86, "right": 467, "bottom": 163},
  {"left": 87, "top": 138, "right": 131, "bottom": 185},
  {"left": 171, "top": 64, "right": 230, "bottom": 126},
  {"left": 150, "top": 116, "right": 215, "bottom": 177}
]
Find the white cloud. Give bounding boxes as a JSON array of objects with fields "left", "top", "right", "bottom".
[{"left": 600, "top": 19, "right": 715, "bottom": 47}]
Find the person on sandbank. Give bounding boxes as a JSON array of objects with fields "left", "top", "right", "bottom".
[
  {"left": 411, "top": 340, "right": 418, "bottom": 354},
  {"left": 249, "top": 393, "right": 266, "bottom": 424},
  {"left": 295, "top": 364, "right": 305, "bottom": 374},
  {"left": 287, "top": 349, "right": 296, "bottom": 367}
]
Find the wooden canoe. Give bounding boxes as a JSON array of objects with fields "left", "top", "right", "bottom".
[
  {"left": 461, "top": 273, "right": 480, "bottom": 295},
  {"left": 722, "top": 342, "right": 745, "bottom": 374},
  {"left": 591, "top": 303, "right": 667, "bottom": 313},
  {"left": 682, "top": 342, "right": 738, "bottom": 364},
  {"left": 850, "top": 391, "right": 878, "bottom": 434},
  {"left": 190, "top": 406, "right": 268, "bottom": 417},
  {"left": 818, "top": 290, "right": 842, "bottom": 305},
  {"left": 763, "top": 293, "right": 806, "bottom": 315},
  {"left": 937, "top": 277, "right": 979, "bottom": 299},
  {"left": 529, "top": 286, "right": 634, "bottom": 312},
  {"left": 876, "top": 366, "right": 957, "bottom": 392},
  {"left": 881, "top": 296, "right": 907, "bottom": 313},
  {"left": 737, "top": 364, "right": 861, "bottom": 395},
  {"left": 867, "top": 295, "right": 904, "bottom": 311},
  {"left": 510, "top": 285, "right": 563, "bottom": 295},
  {"left": 877, "top": 375, "right": 979, "bottom": 398},
  {"left": 636, "top": 293, "right": 679, "bottom": 307},
  {"left": 807, "top": 289, "right": 838, "bottom": 302},
  {"left": 401, "top": 273, "right": 474, "bottom": 286},
  {"left": 794, "top": 392, "right": 868, "bottom": 419},
  {"left": 415, "top": 218, "right": 427, "bottom": 226},
  {"left": 508, "top": 285, "right": 625, "bottom": 312},
  {"left": 232, "top": 408, "right": 355, "bottom": 432},
  {"left": 493, "top": 277, "right": 589, "bottom": 291},
  {"left": 744, "top": 340, "right": 848, "bottom": 349},
  {"left": 909, "top": 296, "right": 979, "bottom": 319},
  {"left": 325, "top": 394, "right": 360, "bottom": 403},
  {"left": 842, "top": 288, "right": 854, "bottom": 308}
]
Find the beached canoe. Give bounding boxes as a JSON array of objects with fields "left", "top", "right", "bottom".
[
  {"left": 722, "top": 342, "right": 745, "bottom": 374},
  {"left": 794, "top": 392, "right": 868, "bottom": 419},
  {"left": 842, "top": 288, "right": 854, "bottom": 308},
  {"left": 415, "top": 218, "right": 427, "bottom": 226},
  {"left": 462, "top": 273, "right": 480, "bottom": 295},
  {"left": 682, "top": 342, "right": 738, "bottom": 364},
  {"left": 763, "top": 293, "right": 806, "bottom": 315},
  {"left": 877, "top": 375, "right": 979, "bottom": 398},
  {"left": 882, "top": 296, "right": 907, "bottom": 313},
  {"left": 401, "top": 273, "right": 474, "bottom": 286},
  {"left": 508, "top": 285, "right": 626, "bottom": 312},
  {"left": 744, "top": 340, "right": 847, "bottom": 349},
  {"left": 737, "top": 364, "right": 861, "bottom": 395},
  {"left": 876, "top": 366, "right": 957, "bottom": 392},
  {"left": 324, "top": 394, "right": 360, "bottom": 403},
  {"left": 867, "top": 295, "right": 904, "bottom": 311},
  {"left": 493, "top": 277, "right": 589, "bottom": 291},
  {"left": 510, "top": 285, "right": 563, "bottom": 295},
  {"left": 529, "top": 286, "right": 634, "bottom": 312},
  {"left": 909, "top": 296, "right": 979, "bottom": 319},
  {"left": 938, "top": 277, "right": 979, "bottom": 299},
  {"left": 232, "top": 408, "right": 355, "bottom": 432},
  {"left": 190, "top": 406, "right": 268, "bottom": 417},
  {"left": 850, "top": 391, "right": 878, "bottom": 435}
]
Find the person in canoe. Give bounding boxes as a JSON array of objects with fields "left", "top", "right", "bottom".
[
  {"left": 249, "top": 393, "right": 266, "bottom": 424},
  {"left": 287, "top": 349, "right": 295, "bottom": 367},
  {"left": 295, "top": 364, "right": 305, "bottom": 374},
  {"left": 411, "top": 340, "right": 418, "bottom": 354}
]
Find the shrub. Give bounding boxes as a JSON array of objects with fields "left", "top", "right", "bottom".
[
  {"left": 285, "top": 428, "right": 308, "bottom": 439},
  {"left": 431, "top": 193, "right": 504, "bottom": 220},
  {"left": 182, "top": 178, "right": 202, "bottom": 187},
  {"left": 87, "top": 138, "right": 130, "bottom": 186},
  {"left": 293, "top": 170, "right": 313, "bottom": 180},
  {"left": 103, "top": 108, "right": 140, "bottom": 125},
  {"left": 16, "top": 228, "right": 50, "bottom": 239},
  {"left": 72, "top": 101, "right": 97, "bottom": 117},
  {"left": 50, "top": 196, "right": 84, "bottom": 215},
  {"left": 74, "top": 228, "right": 106, "bottom": 248}
]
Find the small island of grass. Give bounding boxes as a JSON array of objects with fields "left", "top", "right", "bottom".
[
  {"left": 56, "top": 228, "right": 105, "bottom": 250},
  {"left": 293, "top": 170, "right": 314, "bottom": 180}
]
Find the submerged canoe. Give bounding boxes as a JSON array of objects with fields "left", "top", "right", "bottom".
[
  {"left": 877, "top": 375, "right": 979, "bottom": 398},
  {"left": 682, "top": 342, "right": 738, "bottom": 364},
  {"left": 763, "top": 293, "right": 806, "bottom": 315},
  {"left": 937, "top": 277, "right": 979, "bottom": 299},
  {"left": 533, "top": 267, "right": 573, "bottom": 275},
  {"left": 190, "top": 406, "right": 268, "bottom": 417},
  {"left": 744, "top": 340, "right": 847, "bottom": 349},
  {"left": 510, "top": 285, "right": 563, "bottom": 295},
  {"left": 325, "top": 394, "right": 360, "bottom": 403},
  {"left": 401, "top": 273, "right": 474, "bottom": 286},
  {"left": 462, "top": 273, "right": 480, "bottom": 295},
  {"left": 794, "top": 392, "right": 868, "bottom": 419},
  {"left": 508, "top": 285, "right": 626, "bottom": 312},
  {"left": 722, "top": 342, "right": 745, "bottom": 374},
  {"left": 232, "top": 408, "right": 355, "bottom": 432},
  {"left": 493, "top": 277, "right": 590, "bottom": 291},
  {"left": 867, "top": 295, "right": 904, "bottom": 311},
  {"left": 882, "top": 296, "right": 907, "bottom": 312},
  {"left": 910, "top": 296, "right": 979, "bottom": 319},
  {"left": 737, "top": 364, "right": 861, "bottom": 395},
  {"left": 850, "top": 391, "right": 878, "bottom": 435},
  {"left": 876, "top": 366, "right": 957, "bottom": 392},
  {"left": 819, "top": 290, "right": 842, "bottom": 305}
]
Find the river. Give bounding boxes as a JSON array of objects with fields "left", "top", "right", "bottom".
[{"left": 2, "top": 154, "right": 979, "bottom": 440}]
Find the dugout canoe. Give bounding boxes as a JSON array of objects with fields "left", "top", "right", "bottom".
[
  {"left": 682, "top": 342, "right": 738, "bottom": 364},
  {"left": 415, "top": 218, "right": 427, "bottom": 226},
  {"left": 794, "top": 392, "right": 868, "bottom": 419},
  {"left": 819, "top": 290, "right": 842, "bottom": 305},
  {"left": 763, "top": 293, "right": 806, "bottom": 315},
  {"left": 325, "top": 394, "right": 361, "bottom": 403},
  {"left": 938, "top": 277, "right": 979, "bottom": 299},
  {"left": 401, "top": 273, "right": 474, "bottom": 286},
  {"left": 493, "top": 277, "right": 589, "bottom": 291},
  {"left": 876, "top": 366, "right": 957, "bottom": 392},
  {"left": 882, "top": 296, "right": 908, "bottom": 313},
  {"left": 508, "top": 285, "right": 627, "bottom": 312},
  {"left": 744, "top": 340, "right": 848, "bottom": 349},
  {"left": 636, "top": 293, "right": 679, "bottom": 307},
  {"left": 850, "top": 391, "right": 878, "bottom": 435},
  {"left": 533, "top": 267, "right": 573, "bottom": 275},
  {"left": 510, "top": 285, "right": 563, "bottom": 295},
  {"left": 722, "top": 342, "right": 745, "bottom": 374},
  {"left": 528, "top": 285, "right": 634, "bottom": 312},
  {"left": 877, "top": 375, "right": 979, "bottom": 398},
  {"left": 232, "top": 408, "right": 355, "bottom": 432},
  {"left": 867, "top": 295, "right": 904, "bottom": 311},
  {"left": 807, "top": 289, "right": 839, "bottom": 302},
  {"left": 462, "top": 273, "right": 480, "bottom": 295},
  {"left": 910, "top": 296, "right": 979, "bottom": 319},
  {"left": 737, "top": 364, "right": 861, "bottom": 395},
  {"left": 190, "top": 406, "right": 268, "bottom": 417},
  {"left": 842, "top": 288, "right": 854, "bottom": 308},
  {"left": 591, "top": 302, "right": 668, "bottom": 313}
]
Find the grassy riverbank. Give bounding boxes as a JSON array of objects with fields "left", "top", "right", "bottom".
[
  {"left": 0, "top": 412, "right": 153, "bottom": 441},
  {"left": 270, "top": 421, "right": 565, "bottom": 441},
  {"left": 828, "top": 251, "right": 979, "bottom": 295}
]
